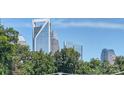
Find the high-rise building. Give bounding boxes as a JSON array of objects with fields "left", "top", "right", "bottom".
[
  {"left": 32, "top": 19, "right": 59, "bottom": 53},
  {"left": 51, "top": 31, "right": 59, "bottom": 54},
  {"left": 18, "top": 35, "right": 26, "bottom": 45},
  {"left": 64, "top": 41, "right": 83, "bottom": 60},
  {"left": 101, "top": 48, "right": 116, "bottom": 64},
  {"left": 32, "top": 19, "right": 51, "bottom": 52}
]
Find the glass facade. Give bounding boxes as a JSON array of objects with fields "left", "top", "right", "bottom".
[
  {"left": 32, "top": 19, "right": 59, "bottom": 54},
  {"left": 35, "top": 23, "right": 49, "bottom": 52},
  {"left": 51, "top": 31, "right": 59, "bottom": 54},
  {"left": 33, "top": 19, "right": 51, "bottom": 53},
  {"left": 64, "top": 41, "right": 83, "bottom": 60},
  {"left": 101, "top": 48, "right": 116, "bottom": 64}
]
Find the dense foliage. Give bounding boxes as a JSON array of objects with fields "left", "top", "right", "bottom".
[{"left": 0, "top": 25, "right": 124, "bottom": 75}]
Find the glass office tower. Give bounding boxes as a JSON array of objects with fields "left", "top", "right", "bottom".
[
  {"left": 64, "top": 41, "right": 83, "bottom": 60},
  {"left": 101, "top": 48, "right": 116, "bottom": 64},
  {"left": 32, "top": 19, "right": 59, "bottom": 53},
  {"left": 32, "top": 19, "right": 51, "bottom": 52}
]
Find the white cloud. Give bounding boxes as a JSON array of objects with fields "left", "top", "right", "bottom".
[{"left": 53, "top": 20, "right": 124, "bottom": 29}]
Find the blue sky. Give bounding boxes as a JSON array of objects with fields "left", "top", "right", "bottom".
[{"left": 1, "top": 18, "right": 124, "bottom": 61}]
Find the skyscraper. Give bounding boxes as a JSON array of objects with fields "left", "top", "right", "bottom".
[
  {"left": 64, "top": 41, "right": 83, "bottom": 60},
  {"left": 101, "top": 48, "right": 116, "bottom": 64},
  {"left": 51, "top": 31, "right": 59, "bottom": 54},
  {"left": 32, "top": 19, "right": 51, "bottom": 52},
  {"left": 32, "top": 19, "right": 59, "bottom": 53}
]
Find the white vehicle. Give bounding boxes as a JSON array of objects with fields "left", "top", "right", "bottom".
[{"left": 52, "top": 72, "right": 70, "bottom": 75}]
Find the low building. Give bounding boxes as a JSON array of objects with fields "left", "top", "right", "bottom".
[{"left": 18, "top": 35, "right": 26, "bottom": 45}]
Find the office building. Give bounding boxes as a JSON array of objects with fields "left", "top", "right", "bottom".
[
  {"left": 101, "top": 48, "right": 116, "bottom": 64},
  {"left": 32, "top": 19, "right": 51, "bottom": 52},
  {"left": 18, "top": 35, "right": 26, "bottom": 45},
  {"left": 64, "top": 41, "right": 83, "bottom": 60},
  {"left": 32, "top": 19, "right": 59, "bottom": 53},
  {"left": 51, "top": 31, "right": 59, "bottom": 54}
]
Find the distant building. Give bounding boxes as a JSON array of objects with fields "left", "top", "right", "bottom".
[
  {"left": 32, "top": 19, "right": 59, "bottom": 53},
  {"left": 101, "top": 48, "right": 116, "bottom": 64},
  {"left": 18, "top": 35, "right": 26, "bottom": 45},
  {"left": 51, "top": 31, "right": 59, "bottom": 54},
  {"left": 64, "top": 41, "right": 83, "bottom": 60}
]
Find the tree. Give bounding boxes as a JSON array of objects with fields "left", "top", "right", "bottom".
[
  {"left": 18, "top": 60, "right": 34, "bottom": 75},
  {"left": 11, "top": 45, "right": 31, "bottom": 74},
  {"left": 54, "top": 48, "right": 80, "bottom": 74},
  {"left": 89, "top": 58, "right": 102, "bottom": 74},
  {"left": 30, "top": 51, "right": 56, "bottom": 75},
  {"left": 101, "top": 61, "right": 119, "bottom": 74},
  {"left": 115, "top": 56, "right": 124, "bottom": 71},
  {"left": 5, "top": 27, "right": 19, "bottom": 43},
  {"left": 75, "top": 61, "right": 92, "bottom": 74},
  {"left": 0, "top": 25, "right": 19, "bottom": 74}
]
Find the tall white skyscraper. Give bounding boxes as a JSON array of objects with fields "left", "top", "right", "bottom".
[
  {"left": 32, "top": 19, "right": 59, "bottom": 53},
  {"left": 32, "top": 19, "right": 51, "bottom": 52}
]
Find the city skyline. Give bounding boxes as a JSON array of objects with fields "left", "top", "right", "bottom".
[{"left": 1, "top": 18, "right": 124, "bottom": 61}]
